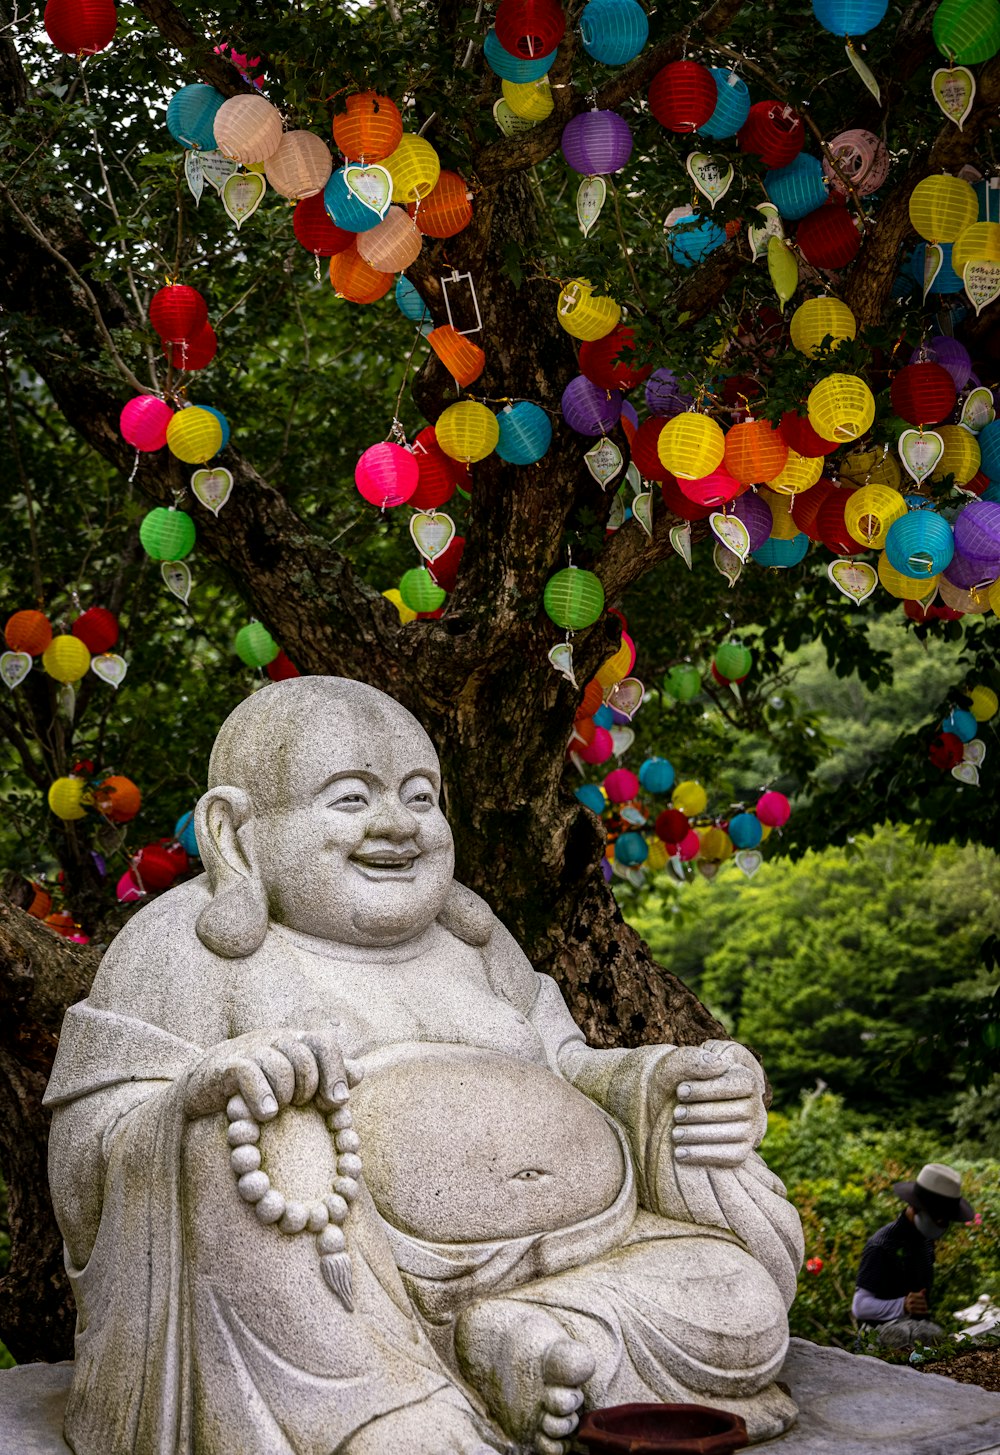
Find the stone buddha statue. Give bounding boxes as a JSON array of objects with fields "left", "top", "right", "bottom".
[{"left": 44, "top": 677, "right": 804, "bottom": 1455}]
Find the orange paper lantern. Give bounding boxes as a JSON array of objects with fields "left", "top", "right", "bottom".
[
  {"left": 329, "top": 244, "right": 395, "bottom": 304},
  {"left": 428, "top": 326, "right": 486, "bottom": 386},
  {"left": 724, "top": 418, "right": 788, "bottom": 485},
  {"left": 5, "top": 609, "right": 52, "bottom": 656},
  {"left": 332, "top": 91, "right": 403, "bottom": 162},
  {"left": 411, "top": 171, "right": 473, "bottom": 238}
]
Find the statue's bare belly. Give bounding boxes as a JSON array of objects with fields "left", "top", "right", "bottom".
[{"left": 350, "top": 1049, "right": 626, "bottom": 1242}]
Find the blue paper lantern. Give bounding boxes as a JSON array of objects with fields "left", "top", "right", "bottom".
[
  {"left": 166, "top": 84, "right": 224, "bottom": 151},
  {"left": 752, "top": 533, "right": 810, "bottom": 568},
  {"left": 593, "top": 704, "right": 614, "bottom": 728},
  {"left": 615, "top": 831, "right": 649, "bottom": 866},
  {"left": 639, "top": 757, "right": 675, "bottom": 794},
  {"left": 909, "top": 242, "right": 964, "bottom": 295},
  {"left": 667, "top": 213, "right": 726, "bottom": 268},
  {"left": 199, "top": 405, "right": 230, "bottom": 451},
  {"left": 976, "top": 179, "right": 1000, "bottom": 222},
  {"left": 728, "top": 812, "right": 763, "bottom": 849},
  {"left": 484, "top": 27, "right": 556, "bottom": 80},
  {"left": 395, "top": 276, "right": 431, "bottom": 325},
  {"left": 978, "top": 419, "right": 1000, "bottom": 479},
  {"left": 174, "top": 811, "right": 199, "bottom": 857},
  {"left": 765, "top": 154, "right": 828, "bottom": 221},
  {"left": 496, "top": 400, "right": 553, "bottom": 464},
  {"left": 885, "top": 511, "right": 954, "bottom": 578},
  {"left": 576, "top": 783, "right": 606, "bottom": 813},
  {"left": 984, "top": 481, "right": 1000, "bottom": 502},
  {"left": 812, "top": 0, "right": 887, "bottom": 34},
  {"left": 580, "top": 0, "right": 649, "bottom": 64},
  {"left": 697, "top": 69, "right": 751, "bottom": 140},
  {"left": 323, "top": 168, "right": 382, "bottom": 233},
  {"left": 942, "top": 708, "right": 977, "bottom": 742}
]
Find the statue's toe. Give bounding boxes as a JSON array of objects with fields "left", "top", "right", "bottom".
[
  {"left": 543, "top": 1384, "right": 584, "bottom": 1418},
  {"left": 541, "top": 1335, "right": 596, "bottom": 1390}
]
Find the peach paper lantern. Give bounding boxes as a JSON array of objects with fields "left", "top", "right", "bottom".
[
  {"left": 264, "top": 130, "right": 333, "bottom": 199},
  {"left": 356, "top": 206, "right": 423, "bottom": 272},
  {"left": 213, "top": 94, "right": 283, "bottom": 165}
]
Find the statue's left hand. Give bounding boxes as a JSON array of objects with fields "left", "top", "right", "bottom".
[{"left": 648, "top": 1042, "right": 767, "bottom": 1170}]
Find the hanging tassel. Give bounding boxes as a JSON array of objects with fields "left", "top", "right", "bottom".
[{"left": 320, "top": 1252, "right": 354, "bottom": 1311}]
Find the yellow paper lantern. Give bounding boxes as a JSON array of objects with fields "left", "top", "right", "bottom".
[
  {"left": 556, "top": 279, "right": 621, "bottom": 342},
  {"left": 844, "top": 483, "right": 907, "bottom": 548},
  {"left": 435, "top": 401, "right": 499, "bottom": 462},
  {"left": 698, "top": 826, "right": 734, "bottom": 863},
  {"left": 931, "top": 424, "right": 981, "bottom": 485},
  {"left": 939, "top": 577, "right": 993, "bottom": 613},
  {"left": 502, "top": 77, "right": 554, "bottom": 120},
  {"left": 767, "top": 448, "right": 823, "bottom": 495},
  {"left": 908, "top": 174, "right": 978, "bottom": 244},
  {"left": 838, "top": 448, "right": 902, "bottom": 490},
  {"left": 657, "top": 413, "right": 726, "bottom": 480},
  {"left": 970, "top": 685, "right": 999, "bottom": 721},
  {"left": 384, "top": 134, "right": 441, "bottom": 203},
  {"left": 789, "top": 297, "right": 857, "bottom": 358},
  {"left": 806, "top": 373, "right": 875, "bottom": 442},
  {"left": 877, "top": 551, "right": 940, "bottom": 600},
  {"left": 990, "top": 577, "right": 1000, "bottom": 615},
  {"left": 672, "top": 780, "right": 707, "bottom": 817},
  {"left": 382, "top": 588, "right": 417, "bottom": 624},
  {"left": 263, "top": 129, "right": 333, "bottom": 200},
  {"left": 42, "top": 634, "right": 91, "bottom": 683},
  {"left": 646, "top": 837, "right": 669, "bottom": 871},
  {"left": 758, "top": 486, "right": 798, "bottom": 540},
  {"left": 166, "top": 406, "right": 224, "bottom": 464},
  {"left": 356, "top": 206, "right": 423, "bottom": 272},
  {"left": 213, "top": 94, "right": 284, "bottom": 165},
  {"left": 48, "top": 776, "right": 88, "bottom": 821},
  {"left": 596, "top": 638, "right": 632, "bottom": 688},
  {"left": 952, "top": 220, "right": 1000, "bottom": 273}
]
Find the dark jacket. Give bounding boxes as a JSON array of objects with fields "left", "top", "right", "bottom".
[{"left": 856, "top": 1212, "right": 936, "bottom": 1315}]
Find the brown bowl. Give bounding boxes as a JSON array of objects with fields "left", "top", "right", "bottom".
[{"left": 575, "top": 1402, "right": 749, "bottom": 1455}]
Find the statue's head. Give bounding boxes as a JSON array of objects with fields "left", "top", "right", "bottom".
[{"left": 193, "top": 677, "right": 455, "bottom": 958}]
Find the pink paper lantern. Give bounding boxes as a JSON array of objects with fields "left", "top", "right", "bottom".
[
  {"left": 822, "top": 128, "right": 890, "bottom": 198},
  {"left": 678, "top": 464, "right": 743, "bottom": 506},
  {"left": 678, "top": 828, "right": 701, "bottom": 860},
  {"left": 756, "top": 789, "right": 790, "bottom": 827},
  {"left": 578, "top": 726, "right": 614, "bottom": 764},
  {"left": 604, "top": 767, "right": 640, "bottom": 802},
  {"left": 620, "top": 629, "right": 636, "bottom": 673},
  {"left": 120, "top": 395, "right": 174, "bottom": 451},
  {"left": 355, "top": 442, "right": 420, "bottom": 507},
  {"left": 116, "top": 869, "right": 146, "bottom": 903}
]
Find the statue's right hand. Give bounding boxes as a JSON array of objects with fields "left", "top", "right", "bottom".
[{"left": 182, "top": 1028, "right": 363, "bottom": 1122}]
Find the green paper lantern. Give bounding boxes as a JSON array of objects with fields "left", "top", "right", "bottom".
[
  {"left": 234, "top": 622, "right": 279, "bottom": 668},
  {"left": 543, "top": 567, "right": 604, "bottom": 630},
  {"left": 662, "top": 664, "right": 701, "bottom": 701},
  {"left": 715, "top": 641, "right": 753, "bottom": 681},
  {"left": 933, "top": 0, "right": 1000, "bottom": 63},
  {"left": 399, "top": 567, "right": 446, "bottom": 613},
  {"left": 139, "top": 507, "right": 196, "bottom": 561}
]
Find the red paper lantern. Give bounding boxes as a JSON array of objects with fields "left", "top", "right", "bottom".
[
  {"left": 410, "top": 171, "right": 473, "bottom": 239},
  {"left": 133, "top": 843, "right": 181, "bottom": 891},
  {"left": 631, "top": 417, "right": 673, "bottom": 482},
  {"left": 5, "top": 609, "right": 53, "bottom": 656},
  {"left": 332, "top": 91, "right": 403, "bottom": 163},
  {"left": 44, "top": 0, "right": 116, "bottom": 55},
  {"left": 655, "top": 808, "right": 690, "bottom": 845},
  {"left": 796, "top": 202, "right": 860, "bottom": 268},
  {"left": 163, "top": 322, "right": 218, "bottom": 373},
  {"left": 494, "top": 0, "right": 565, "bottom": 57},
  {"left": 779, "top": 408, "right": 838, "bottom": 457},
  {"left": 721, "top": 374, "right": 763, "bottom": 408},
  {"left": 430, "top": 534, "right": 465, "bottom": 592},
  {"left": 738, "top": 101, "right": 805, "bottom": 167},
  {"left": 579, "top": 325, "right": 653, "bottom": 391},
  {"left": 576, "top": 679, "right": 604, "bottom": 719},
  {"left": 790, "top": 478, "right": 836, "bottom": 540},
  {"left": 72, "top": 607, "right": 118, "bottom": 654},
  {"left": 648, "top": 61, "right": 717, "bottom": 133},
  {"left": 905, "top": 599, "right": 963, "bottom": 623},
  {"left": 149, "top": 284, "right": 209, "bottom": 344},
  {"left": 928, "top": 731, "right": 964, "bottom": 770},
  {"left": 266, "top": 649, "right": 301, "bottom": 681},
  {"left": 889, "top": 362, "right": 957, "bottom": 428},
  {"left": 817, "top": 485, "right": 861, "bottom": 555},
  {"left": 661, "top": 476, "right": 713, "bottom": 520},
  {"left": 964, "top": 471, "right": 990, "bottom": 497},
  {"left": 293, "top": 193, "right": 354, "bottom": 257},
  {"left": 410, "top": 426, "right": 463, "bottom": 509},
  {"left": 724, "top": 418, "right": 788, "bottom": 485}
]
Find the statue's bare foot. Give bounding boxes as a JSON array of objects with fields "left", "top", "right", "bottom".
[{"left": 456, "top": 1299, "right": 596, "bottom": 1455}]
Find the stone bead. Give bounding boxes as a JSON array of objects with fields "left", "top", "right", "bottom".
[
  {"left": 337, "top": 1152, "right": 362, "bottom": 1179},
  {"left": 226, "top": 1094, "right": 252, "bottom": 1122},
  {"left": 227, "top": 1119, "right": 260, "bottom": 1147},
  {"left": 324, "top": 1192, "right": 349, "bottom": 1225},
  {"left": 237, "top": 1170, "right": 270, "bottom": 1204},
  {"left": 254, "top": 1189, "right": 287, "bottom": 1224},
  {"left": 334, "top": 1129, "right": 361, "bottom": 1154},
  {"left": 278, "top": 1200, "right": 309, "bottom": 1235},
  {"left": 230, "top": 1144, "right": 262, "bottom": 1176},
  {"left": 332, "top": 1175, "right": 359, "bottom": 1203},
  {"left": 306, "top": 1201, "right": 330, "bottom": 1233},
  {"left": 329, "top": 1107, "right": 353, "bottom": 1131},
  {"left": 317, "top": 1223, "right": 346, "bottom": 1255}
]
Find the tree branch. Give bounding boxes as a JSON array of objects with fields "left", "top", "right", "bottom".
[{"left": 129, "top": 0, "right": 251, "bottom": 97}]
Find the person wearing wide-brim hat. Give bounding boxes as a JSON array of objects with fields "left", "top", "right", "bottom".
[{"left": 851, "top": 1163, "right": 975, "bottom": 1349}]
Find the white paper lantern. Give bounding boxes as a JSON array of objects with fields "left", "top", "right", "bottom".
[
  {"left": 214, "top": 95, "right": 284, "bottom": 166},
  {"left": 356, "top": 206, "right": 422, "bottom": 272},
  {"left": 264, "top": 130, "right": 333, "bottom": 199}
]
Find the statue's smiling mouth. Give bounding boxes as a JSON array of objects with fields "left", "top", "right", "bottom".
[{"left": 350, "top": 850, "right": 419, "bottom": 878}]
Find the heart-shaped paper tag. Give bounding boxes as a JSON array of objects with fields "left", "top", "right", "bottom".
[
  {"left": 607, "top": 492, "right": 626, "bottom": 532},
  {"left": 686, "top": 152, "right": 735, "bottom": 210},
  {"left": 161, "top": 560, "right": 192, "bottom": 603},
  {"left": 961, "top": 387, "right": 995, "bottom": 433},
  {"left": 922, "top": 244, "right": 944, "bottom": 302},
  {"left": 768, "top": 234, "right": 798, "bottom": 306},
  {"left": 91, "top": 653, "right": 128, "bottom": 689},
  {"left": 632, "top": 492, "right": 653, "bottom": 539},
  {"left": 57, "top": 683, "right": 75, "bottom": 721},
  {"left": 608, "top": 677, "right": 644, "bottom": 720},
  {"left": 735, "top": 849, "right": 763, "bottom": 878},
  {"left": 585, "top": 437, "right": 624, "bottom": 488},
  {"left": 898, "top": 428, "right": 944, "bottom": 483},
  {"left": 963, "top": 738, "right": 986, "bottom": 766},
  {"left": 222, "top": 171, "right": 266, "bottom": 230},
  {"left": 828, "top": 558, "right": 877, "bottom": 605},
  {"left": 669, "top": 522, "right": 693, "bottom": 569},
  {"left": 714, "top": 542, "right": 743, "bottom": 587},
  {"left": 184, "top": 149, "right": 204, "bottom": 206},
  {"left": 577, "top": 176, "right": 607, "bottom": 238},
  {"left": 710, "top": 512, "right": 750, "bottom": 563},
  {"left": 548, "top": 642, "right": 578, "bottom": 687},
  {"left": 963, "top": 260, "right": 1000, "bottom": 316},
  {"left": 952, "top": 761, "right": 980, "bottom": 786},
  {"left": 620, "top": 806, "right": 647, "bottom": 826},
  {"left": 344, "top": 164, "right": 392, "bottom": 218},
  {"left": 200, "top": 150, "right": 238, "bottom": 192},
  {"left": 492, "top": 99, "right": 537, "bottom": 136},
  {"left": 191, "top": 467, "right": 234, "bottom": 516},
  {"left": 932, "top": 66, "right": 975, "bottom": 130},
  {"left": 609, "top": 725, "right": 635, "bottom": 757},
  {"left": 410, "top": 511, "right": 456, "bottom": 561},
  {"left": 697, "top": 860, "right": 720, "bottom": 880},
  {"left": 0, "top": 650, "right": 31, "bottom": 689},
  {"left": 748, "top": 202, "right": 782, "bottom": 261}
]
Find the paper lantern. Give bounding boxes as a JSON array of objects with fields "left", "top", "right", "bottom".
[
  {"left": 812, "top": 0, "right": 886, "bottom": 32},
  {"left": 929, "top": 730, "right": 965, "bottom": 769},
  {"left": 323, "top": 168, "right": 383, "bottom": 233},
  {"left": 971, "top": 685, "right": 999, "bottom": 720},
  {"left": 579, "top": 325, "right": 651, "bottom": 391},
  {"left": 44, "top": 0, "right": 116, "bottom": 55},
  {"left": 639, "top": 758, "right": 675, "bottom": 794},
  {"left": 560, "top": 110, "right": 634, "bottom": 175},
  {"left": 557, "top": 278, "right": 621, "bottom": 341},
  {"left": 715, "top": 642, "right": 752, "bottom": 680},
  {"left": 728, "top": 813, "right": 762, "bottom": 850},
  {"left": 164, "top": 322, "right": 218, "bottom": 372},
  {"left": 494, "top": 0, "right": 566, "bottom": 57},
  {"left": 72, "top": 607, "right": 118, "bottom": 654},
  {"left": 940, "top": 576, "right": 992, "bottom": 612},
  {"left": 632, "top": 418, "right": 672, "bottom": 482},
  {"left": 768, "top": 448, "right": 824, "bottom": 495},
  {"left": 789, "top": 297, "right": 857, "bottom": 357},
  {"left": 133, "top": 843, "right": 182, "bottom": 891},
  {"left": 979, "top": 419, "right": 1000, "bottom": 478},
  {"left": 823, "top": 128, "right": 890, "bottom": 196},
  {"left": 355, "top": 442, "right": 419, "bottom": 506},
  {"left": 779, "top": 409, "right": 838, "bottom": 457},
  {"left": 383, "top": 588, "right": 418, "bottom": 625},
  {"left": 198, "top": 405, "right": 229, "bottom": 451},
  {"left": 484, "top": 27, "right": 555, "bottom": 77},
  {"left": 434, "top": 537, "right": 465, "bottom": 596},
  {"left": 400, "top": 567, "right": 447, "bottom": 613},
  {"left": 654, "top": 809, "right": 690, "bottom": 848},
  {"left": 666, "top": 212, "right": 726, "bottom": 267},
  {"left": 952, "top": 220, "right": 1000, "bottom": 273},
  {"left": 329, "top": 244, "right": 394, "bottom": 303},
  {"left": 332, "top": 91, "right": 403, "bottom": 162},
  {"left": 933, "top": 0, "right": 1000, "bottom": 62},
  {"left": 909, "top": 174, "right": 979, "bottom": 244},
  {"left": 724, "top": 419, "right": 788, "bottom": 485},
  {"left": 756, "top": 790, "right": 790, "bottom": 827},
  {"left": 543, "top": 567, "right": 604, "bottom": 628},
  {"left": 645, "top": 369, "right": 685, "bottom": 415},
  {"left": 120, "top": 395, "right": 173, "bottom": 451},
  {"left": 578, "top": 727, "right": 614, "bottom": 764},
  {"left": 843, "top": 483, "right": 906, "bottom": 547},
  {"left": 921, "top": 335, "right": 972, "bottom": 391},
  {"left": 796, "top": 202, "right": 861, "bottom": 268},
  {"left": 761, "top": 487, "right": 799, "bottom": 540},
  {"left": 595, "top": 636, "right": 633, "bottom": 688},
  {"left": 357, "top": 206, "right": 423, "bottom": 271},
  {"left": 649, "top": 61, "right": 716, "bottom": 132},
  {"left": 604, "top": 767, "right": 640, "bottom": 803},
  {"left": 678, "top": 463, "right": 742, "bottom": 507},
  {"left": 496, "top": 401, "right": 552, "bottom": 464},
  {"left": 942, "top": 708, "right": 978, "bottom": 743},
  {"left": 395, "top": 276, "right": 431, "bottom": 325},
  {"left": 766, "top": 154, "right": 828, "bottom": 221},
  {"left": 698, "top": 69, "right": 751, "bottom": 140},
  {"left": 738, "top": 102, "right": 805, "bottom": 167},
  {"left": 944, "top": 547, "right": 994, "bottom": 589},
  {"left": 94, "top": 774, "right": 141, "bottom": 822},
  {"left": 234, "top": 622, "right": 279, "bottom": 668},
  {"left": 139, "top": 507, "right": 196, "bottom": 561},
  {"left": 909, "top": 241, "right": 964, "bottom": 294},
  {"left": 149, "top": 285, "right": 208, "bottom": 344},
  {"left": 428, "top": 326, "right": 485, "bottom": 387},
  {"left": 672, "top": 780, "right": 707, "bottom": 816},
  {"left": 384, "top": 135, "right": 441, "bottom": 203},
  {"left": 410, "top": 426, "right": 463, "bottom": 507},
  {"left": 839, "top": 447, "right": 901, "bottom": 489},
  {"left": 807, "top": 374, "right": 875, "bottom": 441},
  {"left": 436, "top": 401, "right": 500, "bottom": 462},
  {"left": 43, "top": 634, "right": 91, "bottom": 683},
  {"left": 5, "top": 610, "right": 52, "bottom": 655},
  {"left": 576, "top": 783, "right": 606, "bottom": 814},
  {"left": 931, "top": 425, "right": 981, "bottom": 485},
  {"left": 580, "top": 0, "right": 648, "bottom": 62},
  {"left": 954, "top": 499, "right": 1000, "bottom": 569},
  {"left": 879, "top": 549, "right": 941, "bottom": 598},
  {"left": 614, "top": 832, "right": 648, "bottom": 866},
  {"left": 48, "top": 777, "right": 88, "bottom": 820},
  {"left": 264, "top": 130, "right": 333, "bottom": 200},
  {"left": 885, "top": 510, "right": 954, "bottom": 577},
  {"left": 698, "top": 827, "right": 734, "bottom": 862},
  {"left": 213, "top": 95, "right": 283, "bottom": 165},
  {"left": 660, "top": 667, "right": 699, "bottom": 707},
  {"left": 166, "top": 84, "right": 224, "bottom": 151},
  {"left": 661, "top": 476, "right": 711, "bottom": 521},
  {"left": 412, "top": 172, "right": 472, "bottom": 238},
  {"left": 561, "top": 374, "right": 623, "bottom": 435},
  {"left": 502, "top": 77, "right": 554, "bottom": 121},
  {"left": 890, "top": 361, "right": 956, "bottom": 426},
  {"left": 293, "top": 193, "right": 354, "bottom": 258},
  {"left": 166, "top": 406, "right": 222, "bottom": 464},
  {"left": 790, "top": 478, "right": 836, "bottom": 539}
]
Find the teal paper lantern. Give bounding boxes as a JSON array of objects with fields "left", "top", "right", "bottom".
[
  {"left": 812, "top": 0, "right": 887, "bottom": 34},
  {"left": 200, "top": 405, "right": 230, "bottom": 450},
  {"left": 728, "top": 812, "right": 763, "bottom": 849},
  {"left": 139, "top": 507, "right": 195, "bottom": 561},
  {"left": 942, "top": 708, "right": 977, "bottom": 742},
  {"left": 662, "top": 664, "right": 701, "bottom": 700},
  {"left": 323, "top": 168, "right": 382, "bottom": 233},
  {"left": 668, "top": 213, "right": 726, "bottom": 267},
  {"left": 496, "top": 401, "right": 553, "bottom": 464},
  {"left": 697, "top": 69, "right": 751, "bottom": 140},
  {"left": 639, "top": 757, "right": 675, "bottom": 794},
  {"left": 765, "top": 154, "right": 827, "bottom": 221},
  {"left": 174, "top": 811, "right": 199, "bottom": 857},
  {"left": 400, "top": 567, "right": 447, "bottom": 612},
  {"left": 543, "top": 567, "right": 605, "bottom": 629},
  {"left": 580, "top": 0, "right": 649, "bottom": 64},
  {"left": 885, "top": 511, "right": 954, "bottom": 577},
  {"left": 593, "top": 704, "right": 614, "bottom": 727},
  {"left": 614, "top": 830, "right": 648, "bottom": 865},
  {"left": 576, "top": 783, "right": 606, "bottom": 813},
  {"left": 166, "top": 84, "right": 224, "bottom": 151},
  {"left": 234, "top": 622, "right": 279, "bottom": 668},
  {"left": 484, "top": 27, "right": 556, "bottom": 80},
  {"left": 395, "top": 276, "right": 431, "bottom": 326},
  {"left": 752, "top": 533, "right": 810, "bottom": 567}
]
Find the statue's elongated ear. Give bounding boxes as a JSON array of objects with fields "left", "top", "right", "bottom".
[{"left": 194, "top": 786, "right": 269, "bottom": 959}]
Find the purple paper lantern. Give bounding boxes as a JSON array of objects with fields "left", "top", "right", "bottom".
[
  {"left": 562, "top": 375, "right": 623, "bottom": 435},
  {"left": 953, "top": 500, "right": 1000, "bottom": 570},
  {"left": 733, "top": 490, "right": 772, "bottom": 550},
  {"left": 920, "top": 336, "right": 972, "bottom": 392},
  {"left": 621, "top": 398, "right": 639, "bottom": 431},
  {"left": 645, "top": 368, "right": 679, "bottom": 414},
  {"left": 561, "top": 110, "right": 634, "bottom": 176},
  {"left": 944, "top": 548, "right": 996, "bottom": 589}
]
